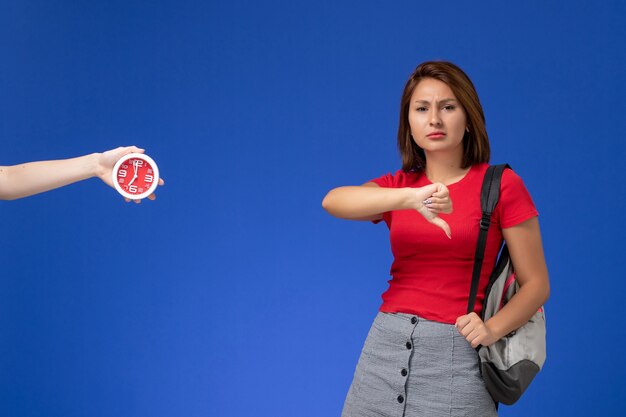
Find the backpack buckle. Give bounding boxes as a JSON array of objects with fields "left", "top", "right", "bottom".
[{"left": 480, "top": 213, "right": 491, "bottom": 230}]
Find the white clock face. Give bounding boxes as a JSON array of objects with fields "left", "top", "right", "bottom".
[{"left": 112, "top": 153, "right": 160, "bottom": 200}]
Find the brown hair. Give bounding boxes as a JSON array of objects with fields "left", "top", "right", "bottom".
[{"left": 397, "top": 60, "right": 490, "bottom": 171}]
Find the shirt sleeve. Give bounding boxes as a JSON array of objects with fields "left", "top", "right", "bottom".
[
  {"left": 496, "top": 168, "right": 539, "bottom": 228},
  {"left": 368, "top": 172, "right": 394, "bottom": 188},
  {"left": 367, "top": 172, "right": 395, "bottom": 226}
]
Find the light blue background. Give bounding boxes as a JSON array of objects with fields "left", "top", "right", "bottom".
[{"left": 1, "top": 1, "right": 624, "bottom": 416}]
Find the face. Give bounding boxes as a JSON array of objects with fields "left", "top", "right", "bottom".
[
  {"left": 408, "top": 77, "right": 468, "bottom": 158},
  {"left": 115, "top": 156, "right": 157, "bottom": 198}
]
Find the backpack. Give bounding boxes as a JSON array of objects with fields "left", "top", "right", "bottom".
[{"left": 467, "top": 164, "right": 547, "bottom": 405}]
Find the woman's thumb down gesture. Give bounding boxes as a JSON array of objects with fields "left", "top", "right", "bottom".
[{"left": 413, "top": 182, "right": 453, "bottom": 239}]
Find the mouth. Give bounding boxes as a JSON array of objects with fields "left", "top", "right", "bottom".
[{"left": 427, "top": 132, "right": 446, "bottom": 139}]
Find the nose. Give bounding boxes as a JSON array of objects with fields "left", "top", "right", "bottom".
[{"left": 429, "top": 108, "right": 442, "bottom": 126}]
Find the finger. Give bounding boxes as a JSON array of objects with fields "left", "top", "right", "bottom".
[
  {"left": 125, "top": 198, "right": 131, "bottom": 203},
  {"left": 464, "top": 318, "right": 484, "bottom": 335},
  {"left": 158, "top": 178, "right": 165, "bottom": 186},
  {"left": 425, "top": 197, "right": 452, "bottom": 208},
  {"left": 125, "top": 145, "right": 145, "bottom": 154},
  {"left": 418, "top": 184, "right": 439, "bottom": 201},
  {"left": 470, "top": 336, "right": 482, "bottom": 348},
  {"left": 147, "top": 193, "right": 156, "bottom": 201},
  {"left": 455, "top": 314, "right": 471, "bottom": 329},
  {"left": 455, "top": 318, "right": 469, "bottom": 335},
  {"left": 114, "top": 147, "right": 143, "bottom": 161},
  {"left": 458, "top": 314, "right": 479, "bottom": 332},
  {"left": 459, "top": 323, "right": 475, "bottom": 338},
  {"left": 456, "top": 316, "right": 474, "bottom": 333},
  {"left": 462, "top": 325, "right": 476, "bottom": 338},
  {"left": 466, "top": 327, "right": 482, "bottom": 342},
  {"left": 433, "top": 183, "right": 449, "bottom": 195},
  {"left": 133, "top": 199, "right": 141, "bottom": 204},
  {"left": 468, "top": 312, "right": 480, "bottom": 320},
  {"left": 430, "top": 217, "right": 451, "bottom": 239},
  {"left": 428, "top": 209, "right": 452, "bottom": 217},
  {"left": 469, "top": 329, "right": 486, "bottom": 348},
  {"left": 427, "top": 207, "right": 447, "bottom": 215},
  {"left": 426, "top": 202, "right": 447, "bottom": 210}
]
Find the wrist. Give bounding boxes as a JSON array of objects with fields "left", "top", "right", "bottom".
[
  {"left": 400, "top": 187, "right": 422, "bottom": 211},
  {"left": 485, "top": 318, "right": 505, "bottom": 343},
  {"left": 89, "top": 152, "right": 104, "bottom": 179}
]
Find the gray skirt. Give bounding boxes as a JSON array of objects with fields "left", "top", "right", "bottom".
[{"left": 341, "top": 312, "right": 498, "bottom": 417}]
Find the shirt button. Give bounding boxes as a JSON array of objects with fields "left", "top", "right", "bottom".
[
  {"left": 397, "top": 395, "right": 404, "bottom": 403},
  {"left": 411, "top": 316, "right": 417, "bottom": 324},
  {"left": 406, "top": 341, "right": 412, "bottom": 349},
  {"left": 401, "top": 368, "right": 408, "bottom": 376}
]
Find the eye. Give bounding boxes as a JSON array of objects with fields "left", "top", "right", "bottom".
[
  {"left": 416, "top": 107, "right": 427, "bottom": 112},
  {"left": 443, "top": 105, "right": 456, "bottom": 111}
]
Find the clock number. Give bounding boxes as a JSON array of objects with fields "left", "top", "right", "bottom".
[
  {"left": 121, "top": 164, "right": 128, "bottom": 169},
  {"left": 118, "top": 169, "right": 127, "bottom": 178},
  {"left": 144, "top": 174, "right": 154, "bottom": 183},
  {"left": 129, "top": 185, "right": 138, "bottom": 193},
  {"left": 135, "top": 160, "right": 144, "bottom": 167}
]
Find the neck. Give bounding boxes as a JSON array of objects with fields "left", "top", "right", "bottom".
[{"left": 423, "top": 152, "right": 468, "bottom": 185}]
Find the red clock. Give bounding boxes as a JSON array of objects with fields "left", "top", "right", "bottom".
[{"left": 112, "top": 153, "right": 160, "bottom": 200}]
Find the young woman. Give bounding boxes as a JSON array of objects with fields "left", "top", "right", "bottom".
[
  {"left": 0, "top": 146, "right": 164, "bottom": 201},
  {"left": 322, "top": 61, "right": 549, "bottom": 416}
]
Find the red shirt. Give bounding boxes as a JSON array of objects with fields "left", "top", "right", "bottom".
[{"left": 370, "top": 163, "right": 538, "bottom": 324}]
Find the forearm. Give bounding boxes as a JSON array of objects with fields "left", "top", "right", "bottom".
[
  {"left": 322, "top": 186, "right": 416, "bottom": 219},
  {"left": 486, "top": 217, "right": 551, "bottom": 342},
  {"left": 485, "top": 278, "right": 550, "bottom": 341},
  {"left": 0, "top": 153, "right": 100, "bottom": 200}
]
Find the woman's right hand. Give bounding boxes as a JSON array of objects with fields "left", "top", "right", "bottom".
[
  {"left": 322, "top": 182, "right": 451, "bottom": 233},
  {"left": 411, "top": 183, "right": 453, "bottom": 238},
  {"left": 96, "top": 146, "right": 165, "bottom": 203}
]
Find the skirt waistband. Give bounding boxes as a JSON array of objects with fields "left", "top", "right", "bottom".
[{"left": 378, "top": 311, "right": 465, "bottom": 338}]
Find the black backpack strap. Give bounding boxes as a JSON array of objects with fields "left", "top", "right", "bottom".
[{"left": 466, "top": 164, "right": 510, "bottom": 314}]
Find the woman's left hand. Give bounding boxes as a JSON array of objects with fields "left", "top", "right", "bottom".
[{"left": 455, "top": 312, "right": 498, "bottom": 348}]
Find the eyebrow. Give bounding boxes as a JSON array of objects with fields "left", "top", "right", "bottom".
[{"left": 413, "top": 98, "right": 458, "bottom": 104}]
